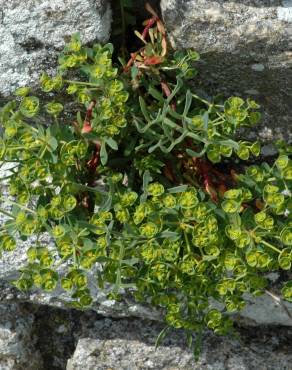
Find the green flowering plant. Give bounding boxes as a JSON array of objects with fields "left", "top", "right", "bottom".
[{"left": 0, "top": 4, "right": 291, "bottom": 358}]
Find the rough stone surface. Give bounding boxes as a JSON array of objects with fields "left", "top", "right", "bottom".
[
  {"left": 0, "top": 0, "right": 111, "bottom": 97},
  {"left": 0, "top": 302, "right": 291, "bottom": 370},
  {"left": 161, "top": 0, "right": 292, "bottom": 142},
  {"left": 0, "top": 303, "right": 43, "bottom": 370},
  {"left": 67, "top": 316, "right": 292, "bottom": 370}
]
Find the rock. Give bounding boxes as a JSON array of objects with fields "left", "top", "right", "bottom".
[
  {"left": 0, "top": 0, "right": 111, "bottom": 97},
  {"left": 161, "top": 0, "right": 292, "bottom": 142},
  {"left": 67, "top": 316, "right": 292, "bottom": 370},
  {"left": 239, "top": 292, "right": 292, "bottom": 326},
  {"left": 0, "top": 301, "right": 291, "bottom": 370},
  {"left": 0, "top": 303, "right": 43, "bottom": 370}
]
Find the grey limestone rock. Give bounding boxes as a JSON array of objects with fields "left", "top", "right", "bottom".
[
  {"left": 66, "top": 316, "right": 292, "bottom": 370},
  {"left": 0, "top": 0, "right": 111, "bottom": 97},
  {"left": 161, "top": 0, "right": 292, "bottom": 142},
  {"left": 1, "top": 302, "right": 291, "bottom": 370},
  {"left": 0, "top": 303, "right": 43, "bottom": 370}
]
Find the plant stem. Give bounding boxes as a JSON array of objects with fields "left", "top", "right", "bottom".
[
  {"left": 261, "top": 239, "right": 281, "bottom": 254},
  {"left": 192, "top": 94, "right": 211, "bottom": 107},
  {"left": 265, "top": 289, "right": 292, "bottom": 320},
  {"left": 0, "top": 174, "right": 14, "bottom": 181},
  {"left": 0, "top": 208, "right": 15, "bottom": 219},
  {"left": 184, "top": 231, "right": 191, "bottom": 254},
  {"left": 0, "top": 198, "right": 36, "bottom": 215},
  {"left": 64, "top": 80, "right": 101, "bottom": 88}
]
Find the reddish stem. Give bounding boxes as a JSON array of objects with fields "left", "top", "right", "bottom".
[
  {"left": 161, "top": 81, "right": 176, "bottom": 111},
  {"left": 87, "top": 142, "right": 101, "bottom": 174},
  {"left": 85, "top": 100, "right": 96, "bottom": 121},
  {"left": 163, "top": 160, "right": 176, "bottom": 183},
  {"left": 124, "top": 52, "right": 139, "bottom": 73},
  {"left": 198, "top": 160, "right": 218, "bottom": 202},
  {"left": 142, "top": 16, "right": 159, "bottom": 39},
  {"left": 81, "top": 100, "right": 96, "bottom": 133}
]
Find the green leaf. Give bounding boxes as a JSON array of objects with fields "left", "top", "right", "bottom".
[
  {"left": 168, "top": 185, "right": 188, "bottom": 193},
  {"left": 279, "top": 256, "right": 291, "bottom": 270},
  {"left": 219, "top": 139, "right": 239, "bottom": 151},
  {"left": 282, "top": 281, "right": 292, "bottom": 302},
  {"left": 186, "top": 147, "right": 206, "bottom": 158},
  {"left": 280, "top": 228, "right": 292, "bottom": 246},
  {"left": 222, "top": 200, "right": 241, "bottom": 214},
  {"left": 48, "top": 137, "right": 58, "bottom": 151},
  {"left": 276, "top": 155, "right": 289, "bottom": 170},
  {"left": 20, "top": 96, "right": 39, "bottom": 118},
  {"left": 105, "top": 137, "right": 118, "bottom": 150},
  {"left": 149, "top": 86, "right": 164, "bottom": 102},
  {"left": 227, "top": 97, "right": 244, "bottom": 109},
  {"left": 139, "top": 96, "right": 151, "bottom": 122},
  {"left": 155, "top": 326, "right": 170, "bottom": 350},
  {"left": 131, "top": 66, "right": 139, "bottom": 80},
  {"left": 100, "top": 141, "right": 108, "bottom": 165},
  {"left": 159, "top": 231, "right": 179, "bottom": 239}
]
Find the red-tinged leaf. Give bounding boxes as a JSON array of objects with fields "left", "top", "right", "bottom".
[
  {"left": 161, "top": 81, "right": 171, "bottom": 97},
  {"left": 144, "top": 56, "right": 164, "bottom": 65},
  {"left": 141, "top": 16, "right": 158, "bottom": 39},
  {"left": 205, "top": 182, "right": 218, "bottom": 203},
  {"left": 161, "top": 37, "right": 167, "bottom": 57},
  {"left": 256, "top": 199, "right": 265, "bottom": 210},
  {"left": 157, "top": 20, "right": 166, "bottom": 36},
  {"left": 230, "top": 169, "right": 239, "bottom": 182},
  {"left": 218, "top": 184, "right": 227, "bottom": 198},
  {"left": 81, "top": 121, "right": 92, "bottom": 134},
  {"left": 134, "top": 30, "right": 147, "bottom": 44},
  {"left": 124, "top": 52, "right": 139, "bottom": 72},
  {"left": 163, "top": 161, "right": 176, "bottom": 183}
]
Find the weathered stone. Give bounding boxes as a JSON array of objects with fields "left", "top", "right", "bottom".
[
  {"left": 161, "top": 0, "right": 292, "bottom": 142},
  {"left": 0, "top": 300, "right": 291, "bottom": 370},
  {"left": 67, "top": 316, "right": 292, "bottom": 370},
  {"left": 0, "top": 0, "right": 111, "bottom": 97},
  {"left": 0, "top": 303, "right": 43, "bottom": 370}
]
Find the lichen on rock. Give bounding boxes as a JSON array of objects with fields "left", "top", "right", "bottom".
[{"left": 0, "top": 0, "right": 111, "bottom": 97}]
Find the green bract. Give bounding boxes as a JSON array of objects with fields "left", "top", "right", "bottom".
[
  {"left": 0, "top": 20, "right": 291, "bottom": 360},
  {"left": 222, "top": 200, "right": 241, "bottom": 213},
  {"left": 281, "top": 228, "right": 292, "bottom": 246},
  {"left": 20, "top": 96, "right": 39, "bottom": 118}
]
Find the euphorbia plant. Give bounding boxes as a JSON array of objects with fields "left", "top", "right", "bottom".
[{"left": 0, "top": 4, "right": 291, "bottom": 357}]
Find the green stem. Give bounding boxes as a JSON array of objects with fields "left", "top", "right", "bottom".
[
  {"left": 192, "top": 94, "right": 211, "bottom": 107},
  {"left": 0, "top": 208, "right": 15, "bottom": 219},
  {"left": 184, "top": 231, "right": 191, "bottom": 254},
  {"left": 235, "top": 273, "right": 247, "bottom": 281},
  {"left": 20, "top": 121, "right": 38, "bottom": 133},
  {"left": 0, "top": 174, "right": 15, "bottom": 181},
  {"left": 64, "top": 80, "right": 101, "bottom": 88},
  {"left": 70, "top": 182, "right": 103, "bottom": 194},
  {"left": 6, "top": 146, "right": 37, "bottom": 151},
  {"left": 73, "top": 245, "right": 78, "bottom": 268},
  {"left": 163, "top": 117, "right": 208, "bottom": 144},
  {"left": 0, "top": 198, "right": 36, "bottom": 215},
  {"left": 261, "top": 240, "right": 281, "bottom": 254}
]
